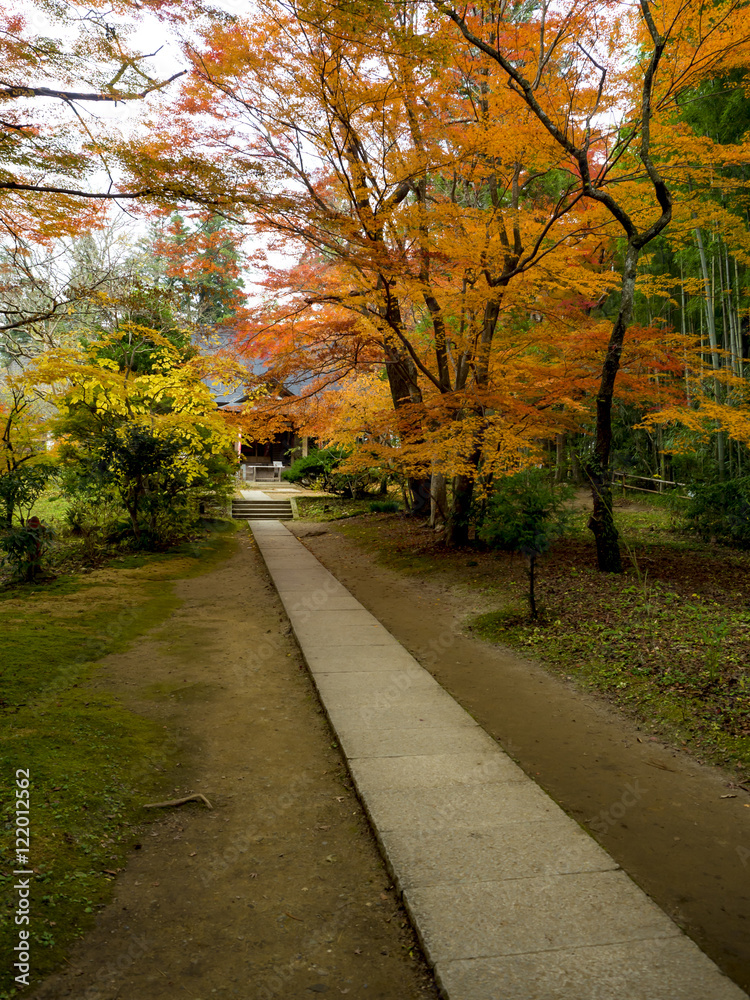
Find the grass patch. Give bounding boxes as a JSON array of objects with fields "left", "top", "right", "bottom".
[
  {"left": 368, "top": 500, "right": 401, "bottom": 513},
  {"left": 27, "top": 493, "right": 69, "bottom": 527},
  {"left": 296, "top": 496, "right": 385, "bottom": 521},
  {"left": 0, "top": 694, "right": 172, "bottom": 995},
  {"left": 333, "top": 501, "right": 750, "bottom": 779},
  {"left": 467, "top": 572, "right": 750, "bottom": 776},
  {"left": 336, "top": 517, "right": 452, "bottom": 577},
  {"left": 0, "top": 520, "right": 237, "bottom": 996}
]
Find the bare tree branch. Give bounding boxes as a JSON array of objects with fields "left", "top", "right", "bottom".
[{"left": 0, "top": 72, "right": 187, "bottom": 105}]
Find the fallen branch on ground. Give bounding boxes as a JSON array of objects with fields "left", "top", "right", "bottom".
[{"left": 143, "top": 793, "right": 213, "bottom": 810}]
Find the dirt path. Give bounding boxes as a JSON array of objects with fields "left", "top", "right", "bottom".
[
  {"left": 294, "top": 522, "right": 750, "bottom": 995},
  {"left": 31, "top": 530, "right": 438, "bottom": 1000}
]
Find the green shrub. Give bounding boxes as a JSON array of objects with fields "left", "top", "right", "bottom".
[
  {"left": 63, "top": 486, "right": 123, "bottom": 536},
  {"left": 369, "top": 500, "right": 400, "bottom": 513},
  {"left": 478, "top": 470, "right": 572, "bottom": 618},
  {"left": 0, "top": 520, "right": 54, "bottom": 581},
  {"left": 0, "top": 463, "right": 57, "bottom": 528},
  {"left": 58, "top": 425, "right": 235, "bottom": 550},
  {"left": 684, "top": 477, "right": 750, "bottom": 547},
  {"left": 282, "top": 448, "right": 341, "bottom": 485},
  {"left": 283, "top": 447, "right": 387, "bottom": 498}
]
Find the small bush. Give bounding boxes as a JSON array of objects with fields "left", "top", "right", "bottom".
[
  {"left": 478, "top": 470, "right": 572, "bottom": 618},
  {"left": 369, "top": 500, "right": 400, "bottom": 513},
  {"left": 0, "top": 463, "right": 57, "bottom": 527},
  {"left": 684, "top": 476, "right": 750, "bottom": 548},
  {"left": 64, "top": 488, "right": 123, "bottom": 536},
  {"left": 282, "top": 448, "right": 340, "bottom": 486},
  {"left": 283, "top": 447, "right": 388, "bottom": 498},
  {"left": 0, "top": 519, "right": 54, "bottom": 581},
  {"left": 478, "top": 470, "right": 572, "bottom": 555}
]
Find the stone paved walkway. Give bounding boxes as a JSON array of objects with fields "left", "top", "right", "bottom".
[{"left": 250, "top": 519, "right": 748, "bottom": 1000}]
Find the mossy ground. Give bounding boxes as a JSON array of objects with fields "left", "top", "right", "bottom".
[
  {"left": 295, "top": 496, "right": 384, "bottom": 521},
  {"left": 0, "top": 520, "right": 238, "bottom": 997}
]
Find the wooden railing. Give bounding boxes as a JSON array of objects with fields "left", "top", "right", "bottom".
[
  {"left": 237, "top": 462, "right": 285, "bottom": 482},
  {"left": 613, "top": 470, "right": 689, "bottom": 498}
]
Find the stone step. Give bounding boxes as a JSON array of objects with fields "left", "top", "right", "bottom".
[
  {"left": 232, "top": 500, "right": 292, "bottom": 505},
  {"left": 232, "top": 499, "right": 292, "bottom": 505},
  {"left": 235, "top": 518, "right": 293, "bottom": 521},
  {"left": 232, "top": 507, "right": 293, "bottom": 513},
  {"left": 234, "top": 513, "right": 294, "bottom": 520},
  {"left": 232, "top": 500, "right": 294, "bottom": 521},
  {"left": 233, "top": 503, "right": 293, "bottom": 509}
]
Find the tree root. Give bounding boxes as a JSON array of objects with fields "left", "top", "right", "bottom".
[{"left": 143, "top": 793, "right": 213, "bottom": 810}]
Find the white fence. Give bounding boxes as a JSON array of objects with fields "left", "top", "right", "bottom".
[{"left": 237, "top": 462, "right": 284, "bottom": 483}]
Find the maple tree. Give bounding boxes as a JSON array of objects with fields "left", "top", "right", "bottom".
[
  {"left": 141, "top": 0, "right": 619, "bottom": 538},
  {"left": 151, "top": 213, "right": 248, "bottom": 330},
  {"left": 135, "top": 0, "right": 750, "bottom": 554},
  {"left": 4, "top": 0, "right": 750, "bottom": 568},
  {"left": 437, "top": 0, "right": 750, "bottom": 568},
  {"left": 0, "top": 1, "right": 186, "bottom": 212}
]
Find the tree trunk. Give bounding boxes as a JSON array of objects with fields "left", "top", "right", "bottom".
[
  {"left": 448, "top": 441, "right": 483, "bottom": 546},
  {"left": 586, "top": 243, "right": 641, "bottom": 574},
  {"left": 430, "top": 472, "right": 447, "bottom": 529},
  {"left": 381, "top": 314, "right": 431, "bottom": 517},
  {"left": 408, "top": 477, "right": 431, "bottom": 516},
  {"left": 447, "top": 471, "right": 474, "bottom": 545},
  {"left": 123, "top": 491, "right": 141, "bottom": 543},
  {"left": 555, "top": 433, "right": 566, "bottom": 483},
  {"left": 717, "top": 431, "right": 726, "bottom": 481},
  {"left": 588, "top": 480, "right": 621, "bottom": 573},
  {"left": 527, "top": 553, "right": 537, "bottom": 620},
  {"left": 570, "top": 445, "right": 583, "bottom": 486},
  {"left": 693, "top": 225, "right": 725, "bottom": 479}
]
